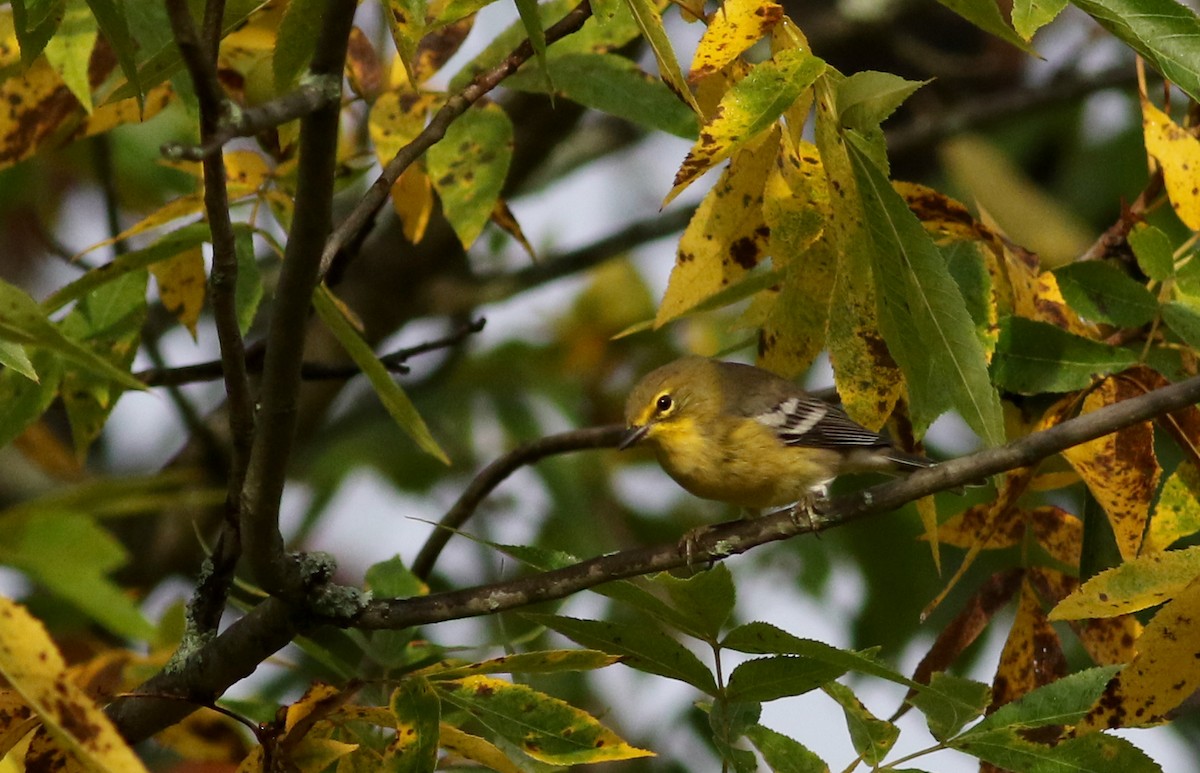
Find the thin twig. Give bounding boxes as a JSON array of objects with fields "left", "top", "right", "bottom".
[
  {"left": 319, "top": 0, "right": 594, "bottom": 277},
  {"left": 135, "top": 318, "right": 487, "bottom": 387},
  {"left": 412, "top": 425, "right": 627, "bottom": 579},
  {"left": 239, "top": 1, "right": 359, "bottom": 596}
]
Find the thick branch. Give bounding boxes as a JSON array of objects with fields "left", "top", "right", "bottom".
[
  {"left": 240, "top": 0, "right": 358, "bottom": 595},
  {"left": 357, "top": 372, "right": 1200, "bottom": 629},
  {"left": 107, "top": 597, "right": 302, "bottom": 744},
  {"left": 319, "top": 0, "right": 594, "bottom": 276}
]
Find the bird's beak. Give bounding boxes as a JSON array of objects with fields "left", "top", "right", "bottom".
[{"left": 618, "top": 424, "right": 650, "bottom": 450}]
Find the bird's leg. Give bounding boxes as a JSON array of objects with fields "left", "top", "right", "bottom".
[{"left": 788, "top": 484, "right": 830, "bottom": 532}]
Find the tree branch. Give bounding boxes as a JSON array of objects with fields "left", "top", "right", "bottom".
[
  {"left": 240, "top": 0, "right": 358, "bottom": 595},
  {"left": 319, "top": 0, "right": 594, "bottom": 277}
]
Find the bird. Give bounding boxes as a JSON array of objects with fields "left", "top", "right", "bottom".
[{"left": 619, "top": 356, "right": 939, "bottom": 512}]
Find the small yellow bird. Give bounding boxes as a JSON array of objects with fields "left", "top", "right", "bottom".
[{"left": 619, "top": 356, "right": 937, "bottom": 511}]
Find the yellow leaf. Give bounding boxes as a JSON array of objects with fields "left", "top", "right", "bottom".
[
  {"left": 76, "top": 196, "right": 205, "bottom": 260},
  {"left": 756, "top": 234, "right": 835, "bottom": 378},
  {"left": 224, "top": 150, "right": 274, "bottom": 198},
  {"left": 150, "top": 245, "right": 207, "bottom": 338},
  {"left": 0, "top": 597, "right": 149, "bottom": 773},
  {"left": 284, "top": 682, "right": 343, "bottom": 734},
  {"left": 1075, "top": 615, "right": 1142, "bottom": 667},
  {"left": 1079, "top": 572, "right": 1200, "bottom": 730},
  {"left": 665, "top": 48, "right": 824, "bottom": 204},
  {"left": 289, "top": 736, "right": 359, "bottom": 772},
  {"left": 391, "top": 165, "right": 434, "bottom": 244},
  {"left": 991, "top": 579, "right": 1065, "bottom": 709},
  {"left": 368, "top": 89, "right": 437, "bottom": 164},
  {"left": 1050, "top": 544, "right": 1200, "bottom": 620},
  {"left": 0, "top": 690, "right": 37, "bottom": 757},
  {"left": 1062, "top": 377, "right": 1161, "bottom": 561},
  {"left": 1144, "top": 461, "right": 1200, "bottom": 554},
  {"left": 1141, "top": 98, "right": 1200, "bottom": 230},
  {"left": 688, "top": 0, "right": 783, "bottom": 83},
  {"left": 655, "top": 127, "right": 777, "bottom": 327},
  {"left": 1029, "top": 506, "right": 1082, "bottom": 566},
  {"left": 439, "top": 724, "right": 523, "bottom": 773},
  {"left": 814, "top": 77, "right": 900, "bottom": 430},
  {"left": 914, "top": 494, "right": 941, "bottom": 574},
  {"left": 0, "top": 52, "right": 171, "bottom": 171}
]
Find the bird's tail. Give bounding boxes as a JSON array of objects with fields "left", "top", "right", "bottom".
[{"left": 885, "top": 449, "right": 937, "bottom": 472}]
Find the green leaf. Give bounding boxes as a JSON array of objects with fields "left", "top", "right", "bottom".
[
  {"left": 952, "top": 728, "right": 1162, "bottom": 773},
  {"left": 936, "top": 0, "right": 1036, "bottom": 54},
  {"left": 365, "top": 555, "right": 428, "bottom": 599},
  {"left": 234, "top": 229, "right": 263, "bottom": 335},
  {"left": 0, "top": 280, "right": 144, "bottom": 391},
  {"left": 991, "top": 316, "right": 1137, "bottom": 394},
  {"left": 1161, "top": 301, "right": 1200, "bottom": 350},
  {"left": 505, "top": 52, "right": 699, "bottom": 138},
  {"left": 103, "top": 0, "right": 263, "bottom": 104},
  {"left": 0, "top": 340, "right": 38, "bottom": 382},
  {"left": 427, "top": 102, "right": 513, "bottom": 249},
  {"left": 1055, "top": 262, "right": 1157, "bottom": 327},
  {"left": 313, "top": 286, "right": 448, "bottom": 464},
  {"left": 722, "top": 622, "right": 908, "bottom": 684},
  {"left": 709, "top": 699, "right": 761, "bottom": 773},
  {"left": 652, "top": 563, "right": 735, "bottom": 642},
  {"left": 436, "top": 675, "right": 652, "bottom": 764},
  {"left": 513, "top": 0, "right": 550, "bottom": 86},
  {"left": 822, "top": 681, "right": 898, "bottom": 765},
  {"left": 84, "top": 0, "right": 142, "bottom": 106},
  {"left": 1069, "top": 0, "right": 1200, "bottom": 103},
  {"left": 965, "top": 666, "right": 1122, "bottom": 736},
  {"left": 837, "top": 71, "right": 928, "bottom": 132},
  {"left": 907, "top": 671, "right": 991, "bottom": 742},
  {"left": 43, "top": 0, "right": 98, "bottom": 112},
  {"left": 725, "top": 656, "right": 846, "bottom": 703},
  {"left": 1128, "top": 225, "right": 1175, "bottom": 282},
  {"left": 744, "top": 724, "right": 829, "bottom": 773},
  {"left": 387, "top": 678, "right": 440, "bottom": 772},
  {"left": 1012, "top": 0, "right": 1068, "bottom": 39},
  {"left": 58, "top": 270, "right": 147, "bottom": 458},
  {"left": 274, "top": 0, "right": 324, "bottom": 92},
  {"left": 846, "top": 132, "right": 1004, "bottom": 444},
  {"left": 11, "top": 0, "right": 64, "bottom": 67},
  {"left": 525, "top": 613, "right": 719, "bottom": 694},
  {"left": 0, "top": 511, "right": 155, "bottom": 639},
  {"left": 622, "top": 0, "right": 698, "bottom": 113},
  {"left": 0, "top": 351, "right": 63, "bottom": 448}
]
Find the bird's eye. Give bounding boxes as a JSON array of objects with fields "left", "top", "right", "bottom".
[{"left": 655, "top": 394, "right": 673, "bottom": 413}]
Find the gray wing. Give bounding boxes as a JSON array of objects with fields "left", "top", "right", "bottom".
[{"left": 755, "top": 395, "right": 890, "bottom": 449}]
